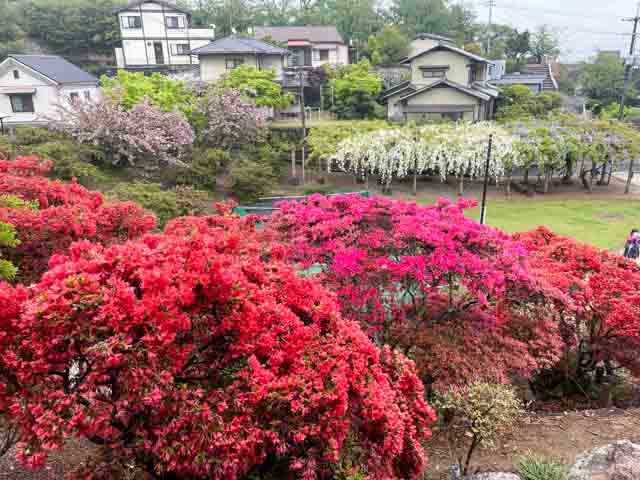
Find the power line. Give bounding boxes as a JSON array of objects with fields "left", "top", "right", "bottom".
[{"left": 469, "top": 0, "right": 620, "bottom": 23}]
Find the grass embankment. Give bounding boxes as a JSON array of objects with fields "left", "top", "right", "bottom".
[{"left": 464, "top": 198, "right": 640, "bottom": 251}]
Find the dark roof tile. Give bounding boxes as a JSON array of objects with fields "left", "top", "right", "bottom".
[
  {"left": 191, "top": 36, "right": 289, "bottom": 55},
  {"left": 9, "top": 55, "right": 98, "bottom": 84},
  {"left": 254, "top": 26, "right": 344, "bottom": 44}
]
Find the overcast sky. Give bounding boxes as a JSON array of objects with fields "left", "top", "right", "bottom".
[{"left": 464, "top": 0, "right": 637, "bottom": 62}]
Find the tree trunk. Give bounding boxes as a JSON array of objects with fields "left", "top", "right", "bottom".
[
  {"left": 523, "top": 168, "right": 529, "bottom": 185},
  {"left": 543, "top": 169, "right": 551, "bottom": 194},
  {"left": 412, "top": 170, "right": 418, "bottom": 196},
  {"left": 458, "top": 176, "right": 464, "bottom": 196},
  {"left": 626, "top": 157, "right": 635, "bottom": 194},
  {"left": 506, "top": 169, "right": 512, "bottom": 196},
  {"left": 597, "top": 161, "right": 607, "bottom": 185}
]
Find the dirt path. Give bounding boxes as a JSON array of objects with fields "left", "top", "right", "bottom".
[
  {"left": 423, "top": 407, "right": 640, "bottom": 479},
  {"left": 1, "top": 408, "right": 639, "bottom": 479}
]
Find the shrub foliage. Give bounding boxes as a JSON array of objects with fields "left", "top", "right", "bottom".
[
  {"left": 0, "top": 156, "right": 155, "bottom": 284},
  {"left": 0, "top": 210, "right": 436, "bottom": 479}
]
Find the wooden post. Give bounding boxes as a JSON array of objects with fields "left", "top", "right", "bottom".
[
  {"left": 301, "top": 143, "right": 306, "bottom": 185},
  {"left": 412, "top": 157, "right": 418, "bottom": 196},
  {"left": 626, "top": 157, "right": 636, "bottom": 194},
  {"left": 291, "top": 149, "right": 296, "bottom": 177}
]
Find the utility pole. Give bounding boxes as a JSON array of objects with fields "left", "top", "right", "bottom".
[
  {"left": 486, "top": 0, "right": 496, "bottom": 55},
  {"left": 299, "top": 67, "right": 306, "bottom": 184},
  {"left": 622, "top": 3, "right": 640, "bottom": 194},
  {"left": 619, "top": 2, "right": 640, "bottom": 121}
]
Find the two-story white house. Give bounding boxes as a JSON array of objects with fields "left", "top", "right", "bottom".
[
  {"left": 381, "top": 34, "right": 500, "bottom": 123},
  {"left": 114, "top": 0, "right": 214, "bottom": 69},
  {"left": 253, "top": 26, "right": 349, "bottom": 67},
  {"left": 0, "top": 54, "right": 99, "bottom": 128}
]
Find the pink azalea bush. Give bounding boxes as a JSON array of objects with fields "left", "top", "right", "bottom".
[{"left": 264, "top": 194, "right": 564, "bottom": 391}]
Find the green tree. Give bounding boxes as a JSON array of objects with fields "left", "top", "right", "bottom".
[
  {"left": 449, "top": 3, "right": 479, "bottom": 46},
  {"left": 0, "top": 0, "right": 26, "bottom": 62},
  {"left": 328, "top": 59, "right": 383, "bottom": 119},
  {"left": 365, "top": 25, "right": 410, "bottom": 65},
  {"left": 101, "top": 70, "right": 199, "bottom": 121},
  {"left": 505, "top": 29, "right": 531, "bottom": 63},
  {"left": 220, "top": 64, "right": 292, "bottom": 108},
  {"left": 300, "top": 0, "right": 383, "bottom": 48},
  {"left": 194, "top": 0, "right": 255, "bottom": 36},
  {"left": 22, "top": 0, "right": 121, "bottom": 58},
  {"left": 530, "top": 25, "right": 560, "bottom": 63},
  {"left": 390, "top": 0, "right": 453, "bottom": 37},
  {"left": 581, "top": 54, "right": 629, "bottom": 107}
]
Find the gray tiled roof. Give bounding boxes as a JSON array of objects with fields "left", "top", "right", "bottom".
[
  {"left": 254, "top": 26, "right": 344, "bottom": 44},
  {"left": 9, "top": 55, "right": 98, "bottom": 84},
  {"left": 402, "top": 43, "right": 489, "bottom": 64},
  {"left": 191, "top": 36, "right": 289, "bottom": 55},
  {"left": 397, "top": 79, "right": 491, "bottom": 102}
]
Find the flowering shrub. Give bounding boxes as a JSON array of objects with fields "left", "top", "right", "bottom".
[
  {"left": 265, "top": 194, "right": 563, "bottom": 390},
  {"left": 332, "top": 122, "right": 519, "bottom": 185},
  {"left": 0, "top": 211, "right": 436, "bottom": 479},
  {"left": 0, "top": 156, "right": 155, "bottom": 283},
  {"left": 199, "top": 88, "right": 268, "bottom": 148},
  {"left": 517, "top": 227, "right": 640, "bottom": 382},
  {"left": 49, "top": 96, "right": 194, "bottom": 166}
]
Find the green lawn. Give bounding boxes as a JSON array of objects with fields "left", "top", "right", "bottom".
[{"left": 462, "top": 198, "right": 640, "bottom": 251}]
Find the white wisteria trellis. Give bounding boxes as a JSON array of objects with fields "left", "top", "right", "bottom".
[{"left": 331, "top": 122, "right": 521, "bottom": 195}]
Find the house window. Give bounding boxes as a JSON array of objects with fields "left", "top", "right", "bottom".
[
  {"left": 9, "top": 94, "right": 34, "bottom": 113},
  {"left": 225, "top": 57, "right": 244, "bottom": 69},
  {"left": 69, "top": 92, "right": 79, "bottom": 103},
  {"left": 122, "top": 16, "right": 141, "bottom": 28},
  {"left": 166, "top": 16, "right": 184, "bottom": 29},
  {"left": 442, "top": 112, "right": 463, "bottom": 121},
  {"left": 12, "top": 70, "right": 19, "bottom": 79},
  {"left": 84, "top": 90, "right": 91, "bottom": 101},
  {"left": 172, "top": 44, "right": 190, "bottom": 55},
  {"left": 422, "top": 69, "right": 446, "bottom": 79},
  {"left": 319, "top": 50, "right": 329, "bottom": 61}
]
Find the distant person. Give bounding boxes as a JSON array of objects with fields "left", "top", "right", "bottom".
[{"left": 624, "top": 229, "right": 640, "bottom": 259}]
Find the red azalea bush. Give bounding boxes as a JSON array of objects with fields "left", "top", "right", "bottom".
[
  {"left": 517, "top": 227, "right": 640, "bottom": 384},
  {"left": 0, "top": 156, "right": 156, "bottom": 284},
  {"left": 264, "top": 194, "right": 564, "bottom": 391},
  {"left": 0, "top": 211, "right": 435, "bottom": 479}
]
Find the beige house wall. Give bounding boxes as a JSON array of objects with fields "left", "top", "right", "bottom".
[
  {"left": 200, "top": 54, "right": 284, "bottom": 82},
  {"left": 386, "top": 90, "right": 407, "bottom": 122},
  {"left": 411, "top": 50, "right": 470, "bottom": 86},
  {"left": 404, "top": 86, "right": 481, "bottom": 121}
]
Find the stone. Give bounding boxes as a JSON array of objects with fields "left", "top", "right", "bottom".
[{"left": 568, "top": 441, "right": 640, "bottom": 480}]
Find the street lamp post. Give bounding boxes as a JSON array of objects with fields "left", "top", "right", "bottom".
[{"left": 480, "top": 134, "right": 493, "bottom": 225}]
